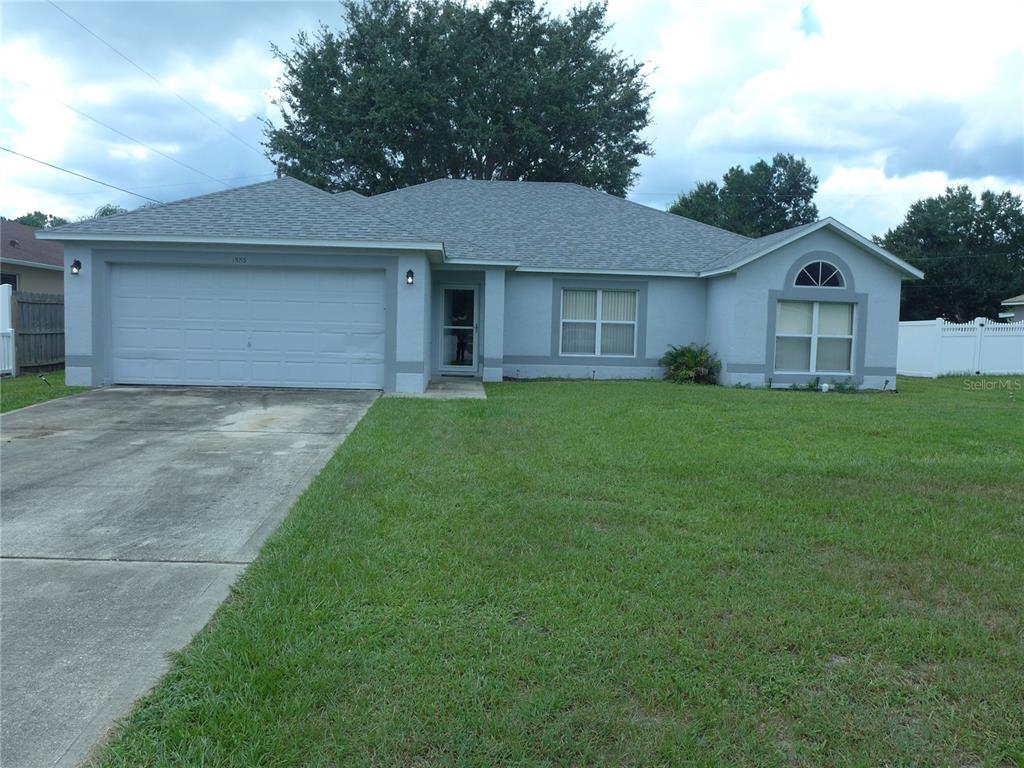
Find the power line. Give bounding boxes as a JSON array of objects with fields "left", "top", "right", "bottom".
[
  {"left": 47, "top": 0, "right": 265, "bottom": 158},
  {"left": 4, "top": 76, "right": 234, "bottom": 187},
  {"left": 632, "top": 190, "right": 996, "bottom": 199},
  {"left": 0, "top": 146, "right": 163, "bottom": 203},
  {"left": 51, "top": 172, "right": 278, "bottom": 196}
]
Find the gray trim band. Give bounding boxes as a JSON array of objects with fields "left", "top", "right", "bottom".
[
  {"left": 65, "top": 354, "right": 94, "bottom": 367},
  {"left": 767, "top": 372, "right": 859, "bottom": 386},
  {"left": 395, "top": 361, "right": 425, "bottom": 374},
  {"left": 729, "top": 363, "right": 765, "bottom": 374},
  {"left": 504, "top": 355, "right": 662, "bottom": 367},
  {"left": 483, "top": 357, "right": 503, "bottom": 368}
]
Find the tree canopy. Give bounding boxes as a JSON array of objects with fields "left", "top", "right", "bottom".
[
  {"left": 264, "top": 0, "right": 652, "bottom": 197},
  {"left": 91, "top": 203, "right": 129, "bottom": 218},
  {"left": 669, "top": 154, "right": 819, "bottom": 237},
  {"left": 3, "top": 211, "right": 70, "bottom": 229},
  {"left": 879, "top": 186, "right": 1024, "bottom": 322}
]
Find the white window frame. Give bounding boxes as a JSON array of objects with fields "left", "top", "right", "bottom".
[
  {"left": 774, "top": 300, "right": 855, "bottom": 374},
  {"left": 794, "top": 260, "right": 845, "bottom": 288},
  {"left": 559, "top": 288, "right": 638, "bottom": 358}
]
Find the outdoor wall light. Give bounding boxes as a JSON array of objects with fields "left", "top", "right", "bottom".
[
  {"left": 406, "top": 269, "right": 414, "bottom": 285},
  {"left": 70, "top": 259, "right": 82, "bottom": 275}
]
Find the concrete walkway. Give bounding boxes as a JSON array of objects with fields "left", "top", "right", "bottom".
[
  {"left": 386, "top": 376, "right": 487, "bottom": 399},
  {"left": 0, "top": 386, "right": 376, "bottom": 768}
]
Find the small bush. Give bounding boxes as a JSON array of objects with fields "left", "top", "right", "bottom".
[{"left": 659, "top": 343, "right": 721, "bottom": 385}]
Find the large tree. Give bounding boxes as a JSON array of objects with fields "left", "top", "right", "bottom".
[
  {"left": 879, "top": 186, "right": 1024, "bottom": 322},
  {"left": 264, "top": 0, "right": 652, "bottom": 196},
  {"left": 669, "top": 154, "right": 819, "bottom": 237}
]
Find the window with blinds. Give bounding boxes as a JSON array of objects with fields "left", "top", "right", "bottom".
[
  {"left": 560, "top": 289, "right": 638, "bottom": 357},
  {"left": 775, "top": 300, "right": 854, "bottom": 373}
]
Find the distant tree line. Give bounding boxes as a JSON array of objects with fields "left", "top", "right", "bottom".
[
  {"left": 2, "top": 204, "right": 129, "bottom": 229},
  {"left": 669, "top": 157, "right": 1024, "bottom": 322}
]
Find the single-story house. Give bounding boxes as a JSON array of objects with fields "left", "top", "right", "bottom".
[
  {"left": 1000, "top": 294, "right": 1024, "bottom": 322},
  {"left": 38, "top": 177, "right": 923, "bottom": 392},
  {"left": 1, "top": 220, "right": 65, "bottom": 293}
]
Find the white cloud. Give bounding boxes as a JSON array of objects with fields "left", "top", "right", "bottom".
[
  {"left": 1, "top": 0, "right": 1021, "bottom": 235},
  {"left": 165, "top": 40, "right": 282, "bottom": 123},
  {"left": 817, "top": 165, "right": 1024, "bottom": 236},
  {"left": 0, "top": 38, "right": 77, "bottom": 161},
  {"left": 682, "top": 0, "right": 1024, "bottom": 157}
]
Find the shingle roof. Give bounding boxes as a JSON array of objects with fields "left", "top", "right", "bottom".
[
  {"left": 1, "top": 220, "right": 64, "bottom": 267},
  {"left": 363, "top": 179, "right": 750, "bottom": 272},
  {"left": 700, "top": 221, "right": 820, "bottom": 272},
  {"left": 40, "top": 176, "right": 903, "bottom": 278},
  {"left": 1004, "top": 293, "right": 1024, "bottom": 305},
  {"left": 43, "top": 177, "right": 422, "bottom": 243}
]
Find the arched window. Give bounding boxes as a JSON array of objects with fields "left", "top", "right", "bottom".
[{"left": 795, "top": 261, "right": 845, "bottom": 288}]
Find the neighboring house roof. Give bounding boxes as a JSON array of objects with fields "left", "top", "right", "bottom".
[
  {"left": 361, "top": 179, "right": 750, "bottom": 273},
  {"left": 38, "top": 177, "right": 432, "bottom": 248},
  {"left": 36, "top": 175, "right": 923, "bottom": 279},
  {"left": 1003, "top": 293, "right": 1024, "bottom": 306},
  {"left": 1, "top": 220, "right": 64, "bottom": 271}
]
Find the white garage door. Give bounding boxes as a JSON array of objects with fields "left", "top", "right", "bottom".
[{"left": 111, "top": 264, "right": 386, "bottom": 388}]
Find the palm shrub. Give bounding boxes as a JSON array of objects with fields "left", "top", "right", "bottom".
[{"left": 659, "top": 343, "right": 721, "bottom": 385}]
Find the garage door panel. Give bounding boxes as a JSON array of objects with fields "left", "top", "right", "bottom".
[{"left": 111, "top": 264, "right": 386, "bottom": 389}]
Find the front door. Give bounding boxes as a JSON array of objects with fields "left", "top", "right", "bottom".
[{"left": 439, "top": 287, "right": 477, "bottom": 374}]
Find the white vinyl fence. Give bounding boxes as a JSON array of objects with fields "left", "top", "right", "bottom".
[
  {"left": 1, "top": 284, "right": 14, "bottom": 376},
  {"left": 898, "top": 317, "right": 1024, "bottom": 377}
]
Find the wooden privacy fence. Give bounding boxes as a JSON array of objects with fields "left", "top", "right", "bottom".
[
  {"left": 7, "top": 290, "right": 65, "bottom": 373},
  {"left": 897, "top": 317, "right": 1024, "bottom": 377}
]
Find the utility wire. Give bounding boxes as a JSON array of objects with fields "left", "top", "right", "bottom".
[
  {"left": 4, "top": 76, "right": 234, "bottom": 187},
  {"left": 51, "top": 172, "right": 278, "bottom": 196},
  {"left": 47, "top": 0, "right": 265, "bottom": 157},
  {"left": 0, "top": 146, "right": 163, "bottom": 203}
]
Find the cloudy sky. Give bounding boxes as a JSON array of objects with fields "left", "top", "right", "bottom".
[{"left": 1, "top": 0, "right": 1022, "bottom": 236}]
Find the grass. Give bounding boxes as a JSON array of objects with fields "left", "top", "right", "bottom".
[
  {"left": 0, "top": 369, "right": 88, "bottom": 413},
  {"left": 97, "top": 376, "right": 1023, "bottom": 767}
]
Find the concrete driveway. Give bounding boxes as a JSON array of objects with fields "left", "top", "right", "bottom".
[{"left": 0, "top": 386, "right": 376, "bottom": 768}]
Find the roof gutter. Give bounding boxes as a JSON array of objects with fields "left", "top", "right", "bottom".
[
  {"left": 0, "top": 257, "right": 63, "bottom": 272},
  {"left": 443, "top": 258, "right": 521, "bottom": 268},
  {"left": 517, "top": 266, "right": 700, "bottom": 278},
  {"left": 34, "top": 232, "right": 446, "bottom": 253}
]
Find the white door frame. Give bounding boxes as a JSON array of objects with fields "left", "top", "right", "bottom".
[{"left": 438, "top": 285, "right": 479, "bottom": 375}]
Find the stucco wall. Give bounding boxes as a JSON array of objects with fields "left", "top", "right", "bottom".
[
  {"left": 502, "top": 271, "right": 705, "bottom": 380},
  {"left": 720, "top": 229, "right": 905, "bottom": 389},
  {"left": 704, "top": 275, "right": 736, "bottom": 373},
  {"left": 1, "top": 264, "right": 64, "bottom": 293}
]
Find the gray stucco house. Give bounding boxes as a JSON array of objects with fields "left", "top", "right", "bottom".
[{"left": 39, "top": 177, "right": 923, "bottom": 393}]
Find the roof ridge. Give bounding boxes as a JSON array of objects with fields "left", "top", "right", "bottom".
[
  {"left": 369, "top": 178, "right": 453, "bottom": 200},
  {"left": 570, "top": 184, "right": 754, "bottom": 242},
  {"left": 323, "top": 189, "right": 423, "bottom": 239},
  {"left": 46, "top": 177, "right": 292, "bottom": 233},
  {"left": 704, "top": 220, "right": 821, "bottom": 269}
]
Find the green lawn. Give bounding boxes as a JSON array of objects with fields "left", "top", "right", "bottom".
[
  {"left": 0, "top": 369, "right": 88, "bottom": 413},
  {"left": 99, "top": 377, "right": 1023, "bottom": 767}
]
